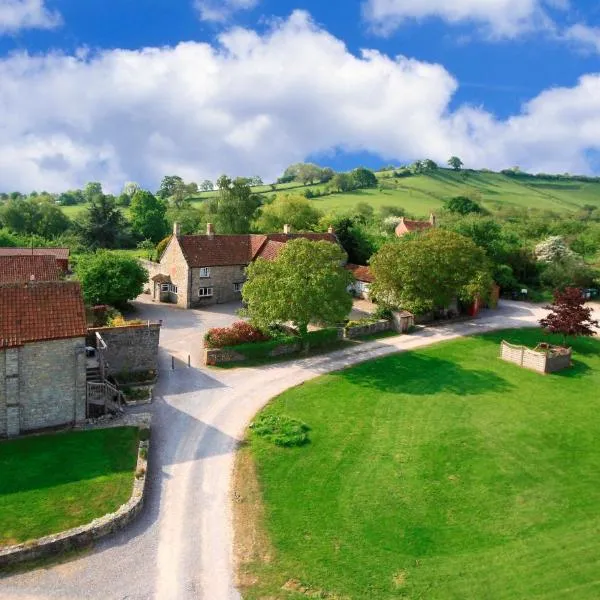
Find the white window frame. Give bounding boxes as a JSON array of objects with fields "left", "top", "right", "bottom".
[
  {"left": 161, "top": 283, "right": 178, "bottom": 294},
  {"left": 233, "top": 282, "right": 244, "bottom": 293},
  {"left": 198, "top": 287, "right": 213, "bottom": 298},
  {"left": 199, "top": 267, "right": 211, "bottom": 278}
]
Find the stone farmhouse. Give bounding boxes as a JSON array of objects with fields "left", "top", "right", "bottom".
[
  {"left": 395, "top": 214, "right": 436, "bottom": 237},
  {"left": 0, "top": 247, "right": 70, "bottom": 273},
  {"left": 346, "top": 264, "right": 374, "bottom": 299},
  {"left": 146, "top": 223, "right": 339, "bottom": 309},
  {"left": 0, "top": 281, "right": 87, "bottom": 438}
]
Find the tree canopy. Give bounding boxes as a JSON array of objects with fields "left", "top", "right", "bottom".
[
  {"left": 540, "top": 287, "right": 598, "bottom": 344},
  {"left": 370, "top": 228, "right": 493, "bottom": 314},
  {"left": 129, "top": 190, "right": 169, "bottom": 243},
  {"left": 76, "top": 194, "right": 131, "bottom": 249},
  {"left": 242, "top": 238, "right": 353, "bottom": 335},
  {"left": 207, "top": 176, "right": 261, "bottom": 233},
  {"left": 255, "top": 194, "right": 322, "bottom": 232},
  {"left": 76, "top": 251, "right": 148, "bottom": 307},
  {"left": 448, "top": 156, "right": 464, "bottom": 171},
  {"left": 444, "top": 196, "right": 485, "bottom": 215}
]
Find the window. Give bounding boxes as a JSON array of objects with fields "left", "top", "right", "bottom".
[
  {"left": 233, "top": 282, "right": 244, "bottom": 293},
  {"left": 161, "top": 283, "right": 178, "bottom": 294},
  {"left": 199, "top": 267, "right": 211, "bottom": 278},
  {"left": 198, "top": 287, "right": 213, "bottom": 298}
]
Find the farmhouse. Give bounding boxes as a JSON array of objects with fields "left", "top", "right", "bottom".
[
  {"left": 0, "top": 247, "right": 70, "bottom": 273},
  {"left": 345, "top": 263, "right": 374, "bottom": 299},
  {"left": 146, "top": 223, "right": 339, "bottom": 309},
  {"left": 395, "top": 214, "right": 436, "bottom": 237},
  {"left": 0, "top": 255, "right": 62, "bottom": 283},
  {"left": 0, "top": 281, "right": 87, "bottom": 438}
]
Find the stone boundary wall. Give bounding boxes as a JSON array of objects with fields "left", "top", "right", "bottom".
[
  {"left": 89, "top": 323, "right": 161, "bottom": 377},
  {"left": 0, "top": 431, "right": 149, "bottom": 569},
  {"left": 344, "top": 320, "right": 391, "bottom": 339},
  {"left": 204, "top": 341, "right": 303, "bottom": 366},
  {"left": 500, "top": 341, "right": 572, "bottom": 374}
]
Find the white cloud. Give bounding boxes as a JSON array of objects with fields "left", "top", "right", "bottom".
[
  {"left": 0, "top": 0, "right": 61, "bottom": 34},
  {"left": 563, "top": 24, "right": 600, "bottom": 54},
  {"left": 0, "top": 10, "right": 599, "bottom": 193},
  {"left": 363, "top": 0, "right": 561, "bottom": 38},
  {"left": 194, "top": 0, "right": 259, "bottom": 23}
]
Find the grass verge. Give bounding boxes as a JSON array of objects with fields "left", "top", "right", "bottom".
[
  {"left": 0, "top": 427, "right": 140, "bottom": 546},
  {"left": 236, "top": 329, "right": 600, "bottom": 599}
]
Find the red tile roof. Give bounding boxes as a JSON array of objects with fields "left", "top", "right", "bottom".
[
  {"left": 395, "top": 218, "right": 433, "bottom": 237},
  {"left": 345, "top": 263, "right": 374, "bottom": 283},
  {"left": 0, "top": 255, "right": 62, "bottom": 284},
  {"left": 0, "top": 247, "right": 70, "bottom": 260},
  {"left": 0, "top": 281, "right": 87, "bottom": 349},
  {"left": 177, "top": 233, "right": 339, "bottom": 267}
]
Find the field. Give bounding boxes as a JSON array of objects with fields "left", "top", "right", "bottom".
[
  {"left": 58, "top": 169, "right": 600, "bottom": 221},
  {"left": 0, "top": 427, "right": 140, "bottom": 545},
  {"left": 236, "top": 329, "right": 600, "bottom": 600}
]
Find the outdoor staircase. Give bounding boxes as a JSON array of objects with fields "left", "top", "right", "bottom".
[{"left": 86, "top": 367, "right": 102, "bottom": 383}]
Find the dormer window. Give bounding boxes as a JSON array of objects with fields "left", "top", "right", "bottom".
[{"left": 199, "top": 267, "right": 210, "bottom": 278}]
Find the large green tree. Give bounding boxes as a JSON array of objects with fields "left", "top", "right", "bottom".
[
  {"left": 129, "top": 190, "right": 169, "bottom": 242},
  {"left": 76, "top": 251, "right": 148, "bottom": 307},
  {"left": 83, "top": 182, "right": 103, "bottom": 203},
  {"left": 255, "top": 194, "right": 322, "bottom": 232},
  {"left": 352, "top": 167, "right": 377, "bottom": 189},
  {"left": 157, "top": 175, "right": 184, "bottom": 200},
  {"left": 207, "top": 176, "right": 261, "bottom": 233},
  {"left": 76, "top": 195, "right": 131, "bottom": 249},
  {"left": 370, "top": 229, "right": 493, "bottom": 314},
  {"left": 243, "top": 238, "right": 353, "bottom": 335},
  {"left": 0, "top": 198, "right": 70, "bottom": 238}
]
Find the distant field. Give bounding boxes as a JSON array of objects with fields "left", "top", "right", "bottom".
[{"left": 58, "top": 169, "right": 600, "bottom": 220}]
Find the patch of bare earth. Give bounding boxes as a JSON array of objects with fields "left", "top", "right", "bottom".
[{"left": 232, "top": 444, "right": 273, "bottom": 592}]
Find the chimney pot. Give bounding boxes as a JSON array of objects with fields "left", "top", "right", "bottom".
[
  {"left": 173, "top": 222, "right": 181, "bottom": 237},
  {"left": 207, "top": 223, "right": 215, "bottom": 237}
]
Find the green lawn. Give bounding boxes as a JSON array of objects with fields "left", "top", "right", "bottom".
[
  {"left": 238, "top": 329, "right": 600, "bottom": 600},
  {"left": 0, "top": 427, "right": 140, "bottom": 546}
]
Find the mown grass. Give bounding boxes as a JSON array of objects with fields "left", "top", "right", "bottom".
[
  {"left": 0, "top": 427, "right": 140, "bottom": 546},
  {"left": 237, "top": 329, "right": 600, "bottom": 600}
]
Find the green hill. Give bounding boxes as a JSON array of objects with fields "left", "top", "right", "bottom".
[{"left": 279, "top": 169, "right": 600, "bottom": 218}]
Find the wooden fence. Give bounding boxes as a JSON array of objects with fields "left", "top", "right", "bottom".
[{"left": 500, "top": 341, "right": 572, "bottom": 374}]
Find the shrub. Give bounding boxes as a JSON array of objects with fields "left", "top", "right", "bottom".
[
  {"left": 305, "top": 328, "right": 340, "bottom": 349},
  {"left": 231, "top": 336, "right": 300, "bottom": 360},
  {"left": 374, "top": 305, "right": 394, "bottom": 320},
  {"left": 250, "top": 414, "right": 311, "bottom": 447},
  {"left": 204, "top": 321, "right": 270, "bottom": 348}
]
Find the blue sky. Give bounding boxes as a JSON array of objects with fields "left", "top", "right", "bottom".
[{"left": 1, "top": 0, "right": 599, "bottom": 192}]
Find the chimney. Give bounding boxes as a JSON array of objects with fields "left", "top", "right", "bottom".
[
  {"left": 30, "top": 274, "right": 35, "bottom": 281},
  {"left": 283, "top": 224, "right": 291, "bottom": 235},
  {"left": 429, "top": 213, "right": 436, "bottom": 227},
  {"left": 327, "top": 225, "right": 334, "bottom": 234},
  {"left": 207, "top": 223, "right": 215, "bottom": 237},
  {"left": 173, "top": 222, "right": 181, "bottom": 237}
]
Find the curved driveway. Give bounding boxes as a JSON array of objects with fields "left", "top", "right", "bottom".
[{"left": 2, "top": 300, "right": 591, "bottom": 600}]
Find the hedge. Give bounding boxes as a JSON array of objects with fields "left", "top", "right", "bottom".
[{"left": 305, "top": 328, "right": 340, "bottom": 348}]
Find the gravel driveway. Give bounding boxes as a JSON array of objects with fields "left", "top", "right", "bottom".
[{"left": 1, "top": 300, "right": 590, "bottom": 600}]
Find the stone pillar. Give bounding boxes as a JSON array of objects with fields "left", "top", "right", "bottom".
[{"left": 5, "top": 348, "right": 20, "bottom": 437}]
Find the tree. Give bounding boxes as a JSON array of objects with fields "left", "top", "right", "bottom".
[
  {"left": 200, "top": 179, "right": 214, "bottom": 192},
  {"left": 444, "top": 196, "right": 485, "bottom": 215},
  {"left": 321, "top": 215, "right": 377, "bottom": 265},
  {"left": 76, "top": 251, "right": 148, "bottom": 308},
  {"left": 370, "top": 229, "right": 493, "bottom": 314},
  {"left": 130, "top": 190, "right": 169, "bottom": 243},
  {"left": 122, "top": 182, "right": 140, "bottom": 198},
  {"left": 207, "top": 176, "right": 261, "bottom": 233},
  {"left": 254, "top": 194, "right": 323, "bottom": 232},
  {"left": 157, "top": 175, "right": 184, "bottom": 199},
  {"left": 448, "top": 156, "right": 464, "bottom": 171},
  {"left": 352, "top": 167, "right": 377, "bottom": 189},
  {"left": 166, "top": 205, "right": 204, "bottom": 235},
  {"left": 540, "top": 287, "right": 598, "bottom": 345},
  {"left": 534, "top": 236, "right": 574, "bottom": 263},
  {"left": 57, "top": 190, "right": 85, "bottom": 206},
  {"left": 319, "top": 167, "right": 335, "bottom": 183},
  {"left": 83, "top": 182, "right": 103, "bottom": 203},
  {"left": 76, "top": 194, "right": 131, "bottom": 249},
  {"left": 0, "top": 198, "right": 70, "bottom": 238},
  {"left": 242, "top": 238, "right": 353, "bottom": 335},
  {"left": 36, "top": 201, "right": 71, "bottom": 238},
  {"left": 331, "top": 173, "right": 354, "bottom": 192},
  {"left": 353, "top": 202, "right": 374, "bottom": 224}
]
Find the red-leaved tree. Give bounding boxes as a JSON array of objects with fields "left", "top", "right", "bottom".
[{"left": 540, "top": 287, "right": 598, "bottom": 345}]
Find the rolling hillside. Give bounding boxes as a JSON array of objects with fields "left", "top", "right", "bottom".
[{"left": 58, "top": 168, "right": 600, "bottom": 219}]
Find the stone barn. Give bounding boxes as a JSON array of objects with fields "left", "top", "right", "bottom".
[{"left": 0, "top": 281, "right": 87, "bottom": 437}]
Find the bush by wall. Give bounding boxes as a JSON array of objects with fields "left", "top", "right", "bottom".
[
  {"left": 204, "top": 321, "right": 270, "bottom": 348},
  {"left": 305, "top": 328, "right": 341, "bottom": 348}
]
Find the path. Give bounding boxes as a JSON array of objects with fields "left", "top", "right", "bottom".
[{"left": 1, "top": 301, "right": 589, "bottom": 599}]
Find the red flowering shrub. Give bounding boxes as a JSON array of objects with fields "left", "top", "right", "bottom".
[{"left": 204, "top": 321, "right": 270, "bottom": 348}]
